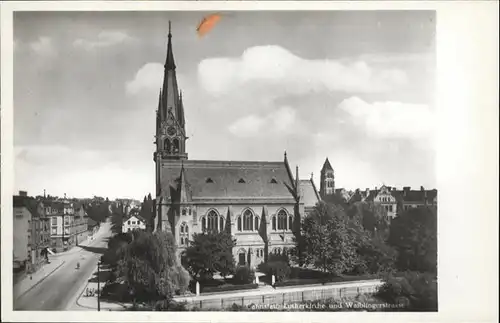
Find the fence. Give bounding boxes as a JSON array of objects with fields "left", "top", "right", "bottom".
[{"left": 182, "top": 282, "right": 382, "bottom": 310}]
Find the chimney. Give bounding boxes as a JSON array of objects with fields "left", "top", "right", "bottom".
[
  {"left": 403, "top": 186, "right": 410, "bottom": 197},
  {"left": 375, "top": 186, "right": 378, "bottom": 191},
  {"left": 420, "top": 186, "right": 425, "bottom": 191},
  {"left": 19, "top": 191, "right": 28, "bottom": 197},
  {"left": 44, "top": 189, "right": 46, "bottom": 198},
  {"left": 64, "top": 193, "right": 67, "bottom": 199}
]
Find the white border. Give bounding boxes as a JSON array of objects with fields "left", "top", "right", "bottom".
[{"left": 1, "top": 1, "right": 499, "bottom": 322}]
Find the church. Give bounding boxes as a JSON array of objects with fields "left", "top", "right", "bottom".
[{"left": 153, "top": 24, "right": 321, "bottom": 268}]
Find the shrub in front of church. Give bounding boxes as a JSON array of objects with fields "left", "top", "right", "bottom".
[
  {"left": 258, "top": 260, "right": 291, "bottom": 283},
  {"left": 232, "top": 265, "right": 256, "bottom": 285}
]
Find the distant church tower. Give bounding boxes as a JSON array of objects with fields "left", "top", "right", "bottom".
[
  {"left": 154, "top": 22, "right": 188, "bottom": 196},
  {"left": 319, "top": 158, "right": 335, "bottom": 198}
]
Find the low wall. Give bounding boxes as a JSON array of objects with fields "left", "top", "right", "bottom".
[{"left": 181, "top": 280, "right": 383, "bottom": 310}]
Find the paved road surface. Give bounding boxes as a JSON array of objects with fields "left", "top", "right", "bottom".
[{"left": 14, "top": 222, "right": 112, "bottom": 311}]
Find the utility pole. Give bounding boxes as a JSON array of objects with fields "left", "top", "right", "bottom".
[{"left": 97, "top": 260, "right": 101, "bottom": 311}]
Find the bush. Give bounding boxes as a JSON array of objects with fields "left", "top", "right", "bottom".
[
  {"left": 268, "top": 253, "right": 290, "bottom": 264},
  {"left": 258, "top": 260, "right": 291, "bottom": 282},
  {"left": 202, "top": 283, "right": 258, "bottom": 294},
  {"left": 233, "top": 266, "right": 255, "bottom": 285},
  {"left": 376, "top": 271, "right": 437, "bottom": 311}
]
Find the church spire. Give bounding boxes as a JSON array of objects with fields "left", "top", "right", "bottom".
[{"left": 165, "top": 21, "right": 176, "bottom": 70}]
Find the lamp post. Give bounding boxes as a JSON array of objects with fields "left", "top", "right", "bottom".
[{"left": 97, "top": 260, "right": 101, "bottom": 311}]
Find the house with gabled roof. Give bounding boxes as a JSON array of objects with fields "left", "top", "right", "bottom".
[{"left": 122, "top": 214, "right": 147, "bottom": 233}]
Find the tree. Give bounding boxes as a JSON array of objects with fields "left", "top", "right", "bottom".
[
  {"left": 86, "top": 201, "right": 110, "bottom": 224},
  {"left": 117, "top": 230, "right": 190, "bottom": 305},
  {"left": 102, "top": 232, "right": 133, "bottom": 281},
  {"left": 346, "top": 201, "right": 390, "bottom": 237},
  {"left": 376, "top": 271, "right": 437, "bottom": 311},
  {"left": 111, "top": 202, "right": 126, "bottom": 234},
  {"left": 297, "top": 202, "right": 358, "bottom": 276},
  {"left": 139, "top": 193, "right": 155, "bottom": 232},
  {"left": 181, "top": 231, "right": 236, "bottom": 281},
  {"left": 387, "top": 206, "right": 437, "bottom": 273}
]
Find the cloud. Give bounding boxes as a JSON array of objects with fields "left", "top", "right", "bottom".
[
  {"left": 73, "top": 30, "right": 133, "bottom": 51},
  {"left": 29, "top": 36, "right": 57, "bottom": 57},
  {"left": 198, "top": 45, "right": 408, "bottom": 97},
  {"left": 337, "top": 96, "right": 434, "bottom": 139},
  {"left": 228, "top": 106, "right": 299, "bottom": 138},
  {"left": 125, "top": 62, "right": 164, "bottom": 96}
]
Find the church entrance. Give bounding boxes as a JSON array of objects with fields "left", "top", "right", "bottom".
[{"left": 238, "top": 252, "right": 246, "bottom": 266}]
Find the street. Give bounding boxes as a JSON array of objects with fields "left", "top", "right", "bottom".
[{"left": 14, "top": 222, "right": 112, "bottom": 311}]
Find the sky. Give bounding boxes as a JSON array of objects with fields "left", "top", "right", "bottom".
[{"left": 13, "top": 10, "right": 436, "bottom": 200}]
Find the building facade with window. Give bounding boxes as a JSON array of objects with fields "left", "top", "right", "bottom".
[
  {"left": 13, "top": 193, "right": 51, "bottom": 271},
  {"left": 122, "top": 215, "right": 147, "bottom": 233},
  {"left": 153, "top": 25, "right": 320, "bottom": 269},
  {"left": 45, "top": 199, "right": 78, "bottom": 252}
]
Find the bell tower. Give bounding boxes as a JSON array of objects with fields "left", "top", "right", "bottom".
[
  {"left": 154, "top": 21, "right": 188, "bottom": 163},
  {"left": 319, "top": 157, "right": 335, "bottom": 199}
]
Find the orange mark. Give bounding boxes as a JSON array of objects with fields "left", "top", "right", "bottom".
[{"left": 197, "top": 13, "right": 222, "bottom": 38}]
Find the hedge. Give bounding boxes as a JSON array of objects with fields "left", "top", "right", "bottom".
[
  {"left": 274, "top": 274, "right": 378, "bottom": 288},
  {"left": 202, "top": 283, "right": 258, "bottom": 294}
]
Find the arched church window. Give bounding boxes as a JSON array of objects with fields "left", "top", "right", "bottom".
[
  {"left": 180, "top": 222, "right": 189, "bottom": 246},
  {"left": 254, "top": 216, "right": 259, "bottom": 231},
  {"left": 243, "top": 209, "right": 253, "bottom": 231},
  {"left": 164, "top": 139, "right": 171, "bottom": 153},
  {"left": 173, "top": 138, "right": 180, "bottom": 153},
  {"left": 237, "top": 216, "right": 242, "bottom": 231},
  {"left": 201, "top": 217, "right": 206, "bottom": 231},
  {"left": 288, "top": 215, "right": 293, "bottom": 231},
  {"left": 207, "top": 210, "right": 219, "bottom": 232},
  {"left": 277, "top": 209, "right": 287, "bottom": 230},
  {"left": 272, "top": 216, "right": 276, "bottom": 230}
]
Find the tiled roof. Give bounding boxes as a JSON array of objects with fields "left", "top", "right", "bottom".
[
  {"left": 299, "top": 179, "right": 320, "bottom": 208},
  {"left": 160, "top": 160, "right": 296, "bottom": 202},
  {"left": 13, "top": 196, "right": 40, "bottom": 217}
]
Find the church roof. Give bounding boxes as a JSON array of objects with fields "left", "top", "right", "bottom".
[
  {"left": 160, "top": 160, "right": 296, "bottom": 203},
  {"left": 299, "top": 179, "right": 320, "bottom": 208}
]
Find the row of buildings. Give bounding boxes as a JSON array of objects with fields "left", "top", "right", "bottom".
[
  {"left": 320, "top": 158, "right": 438, "bottom": 218},
  {"left": 13, "top": 191, "right": 100, "bottom": 272},
  {"left": 150, "top": 25, "right": 438, "bottom": 270}
]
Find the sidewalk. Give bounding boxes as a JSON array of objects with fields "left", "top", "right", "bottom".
[
  {"left": 14, "top": 258, "right": 66, "bottom": 300},
  {"left": 70, "top": 265, "right": 129, "bottom": 311}
]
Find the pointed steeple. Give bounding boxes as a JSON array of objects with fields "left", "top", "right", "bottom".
[
  {"left": 322, "top": 158, "right": 333, "bottom": 171},
  {"left": 178, "top": 90, "right": 185, "bottom": 127},
  {"left": 165, "top": 21, "right": 176, "bottom": 70},
  {"left": 178, "top": 162, "right": 189, "bottom": 203},
  {"left": 156, "top": 21, "right": 187, "bottom": 160},
  {"left": 225, "top": 206, "right": 232, "bottom": 234},
  {"left": 156, "top": 89, "right": 162, "bottom": 136},
  {"left": 295, "top": 165, "right": 300, "bottom": 200}
]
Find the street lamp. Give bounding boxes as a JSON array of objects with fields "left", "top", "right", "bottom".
[{"left": 97, "top": 260, "right": 101, "bottom": 311}]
